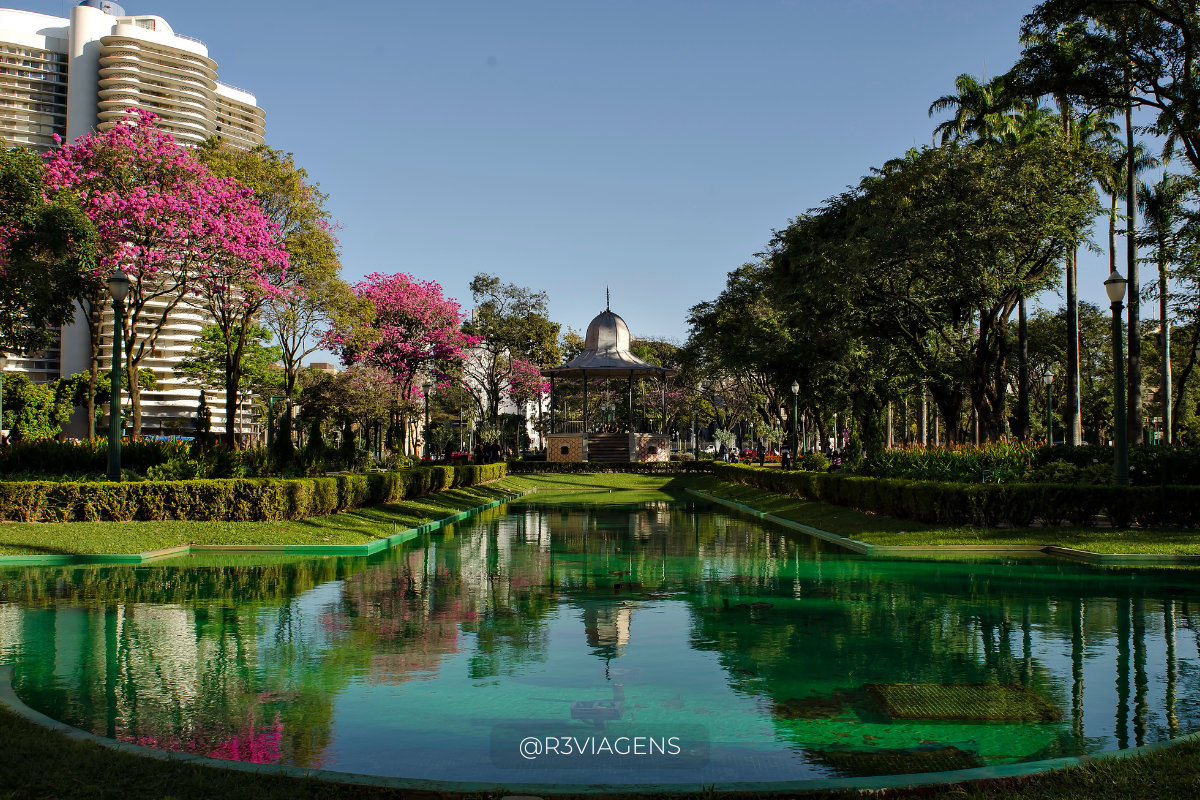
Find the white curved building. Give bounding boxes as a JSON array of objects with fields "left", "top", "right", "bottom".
[{"left": 0, "top": 1, "right": 268, "bottom": 439}]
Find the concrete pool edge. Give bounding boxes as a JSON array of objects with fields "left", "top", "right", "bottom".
[
  {"left": 688, "top": 489, "right": 1200, "bottom": 566},
  {"left": 1, "top": 663, "right": 1196, "bottom": 797},
  {"left": 0, "top": 488, "right": 536, "bottom": 566}
]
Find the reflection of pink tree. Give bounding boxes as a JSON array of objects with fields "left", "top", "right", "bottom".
[
  {"left": 118, "top": 703, "right": 284, "bottom": 765},
  {"left": 207, "top": 712, "right": 284, "bottom": 764}
]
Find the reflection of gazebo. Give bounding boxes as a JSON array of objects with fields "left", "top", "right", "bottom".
[{"left": 541, "top": 297, "right": 676, "bottom": 462}]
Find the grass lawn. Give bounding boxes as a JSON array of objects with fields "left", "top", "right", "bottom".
[
  {"left": 701, "top": 482, "right": 1200, "bottom": 556},
  {"left": 0, "top": 479, "right": 529, "bottom": 556},
  {"left": 1, "top": 702, "right": 1198, "bottom": 800}
]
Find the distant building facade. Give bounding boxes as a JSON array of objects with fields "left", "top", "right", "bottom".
[{"left": 0, "top": 1, "right": 268, "bottom": 437}]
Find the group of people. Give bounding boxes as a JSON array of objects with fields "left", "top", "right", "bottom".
[{"left": 471, "top": 442, "right": 511, "bottom": 463}]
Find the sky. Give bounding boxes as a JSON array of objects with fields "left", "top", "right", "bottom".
[{"left": 24, "top": 0, "right": 1139, "bottom": 347}]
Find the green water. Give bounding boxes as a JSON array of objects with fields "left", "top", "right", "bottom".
[{"left": 0, "top": 495, "right": 1198, "bottom": 785}]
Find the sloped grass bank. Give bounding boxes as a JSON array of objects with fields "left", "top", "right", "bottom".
[{"left": 0, "top": 478, "right": 525, "bottom": 556}]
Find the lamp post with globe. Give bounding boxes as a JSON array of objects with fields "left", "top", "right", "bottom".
[
  {"left": 1105, "top": 269, "right": 1129, "bottom": 485},
  {"left": 106, "top": 271, "right": 131, "bottom": 481},
  {"left": 790, "top": 381, "right": 799, "bottom": 465}
]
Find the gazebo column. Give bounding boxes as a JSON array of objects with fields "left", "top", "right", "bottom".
[
  {"left": 628, "top": 370, "right": 634, "bottom": 432},
  {"left": 582, "top": 370, "right": 588, "bottom": 432},
  {"left": 660, "top": 377, "right": 667, "bottom": 434},
  {"left": 549, "top": 375, "right": 555, "bottom": 434}
]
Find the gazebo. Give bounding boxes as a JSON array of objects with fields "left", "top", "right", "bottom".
[{"left": 541, "top": 297, "right": 676, "bottom": 462}]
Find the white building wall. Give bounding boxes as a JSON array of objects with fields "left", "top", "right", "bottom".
[{"left": 0, "top": 2, "right": 267, "bottom": 438}]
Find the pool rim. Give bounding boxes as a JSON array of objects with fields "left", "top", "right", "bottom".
[{"left": 2, "top": 664, "right": 1196, "bottom": 796}]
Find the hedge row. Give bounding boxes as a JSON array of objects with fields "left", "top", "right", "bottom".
[
  {"left": 506, "top": 460, "right": 714, "bottom": 474},
  {"left": 712, "top": 463, "right": 1199, "bottom": 529},
  {"left": 0, "top": 463, "right": 508, "bottom": 523}
]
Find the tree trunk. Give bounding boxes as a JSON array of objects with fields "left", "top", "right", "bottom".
[
  {"left": 1018, "top": 293, "right": 1029, "bottom": 441},
  {"left": 1160, "top": 255, "right": 1172, "bottom": 443},
  {"left": 1066, "top": 246, "right": 1081, "bottom": 445},
  {"left": 1126, "top": 94, "right": 1143, "bottom": 445}
]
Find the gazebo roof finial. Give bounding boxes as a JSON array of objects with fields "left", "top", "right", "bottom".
[{"left": 606, "top": 285, "right": 610, "bottom": 311}]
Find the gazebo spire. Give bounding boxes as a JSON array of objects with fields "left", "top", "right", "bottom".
[{"left": 606, "top": 286, "right": 610, "bottom": 311}]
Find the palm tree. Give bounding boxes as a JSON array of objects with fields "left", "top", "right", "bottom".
[
  {"left": 1138, "top": 173, "right": 1191, "bottom": 442},
  {"left": 1060, "top": 107, "right": 1120, "bottom": 445},
  {"left": 928, "top": 74, "right": 1034, "bottom": 146}
]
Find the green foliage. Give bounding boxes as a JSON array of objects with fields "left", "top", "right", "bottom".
[
  {"left": 0, "top": 145, "right": 98, "bottom": 354},
  {"left": 800, "top": 451, "right": 832, "bottom": 472},
  {"left": 0, "top": 373, "right": 73, "bottom": 441},
  {"left": 865, "top": 442, "right": 1200, "bottom": 486},
  {"left": 868, "top": 442, "right": 1043, "bottom": 483},
  {"left": 0, "top": 463, "right": 507, "bottom": 522},
  {"left": 176, "top": 323, "right": 282, "bottom": 398},
  {"left": 712, "top": 462, "right": 1198, "bottom": 530},
  {"left": 0, "top": 438, "right": 191, "bottom": 476}
]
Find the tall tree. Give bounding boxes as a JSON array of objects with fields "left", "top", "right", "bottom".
[
  {"left": 199, "top": 140, "right": 363, "bottom": 448},
  {"left": 326, "top": 272, "right": 477, "bottom": 454},
  {"left": 0, "top": 146, "right": 97, "bottom": 357},
  {"left": 1138, "top": 172, "right": 1191, "bottom": 442},
  {"left": 463, "top": 274, "right": 561, "bottom": 423},
  {"left": 43, "top": 109, "right": 249, "bottom": 435}
]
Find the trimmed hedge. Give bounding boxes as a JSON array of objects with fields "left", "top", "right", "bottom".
[
  {"left": 712, "top": 462, "right": 1199, "bottom": 529},
  {"left": 506, "top": 460, "right": 713, "bottom": 474},
  {"left": 0, "top": 463, "right": 507, "bottom": 523}
]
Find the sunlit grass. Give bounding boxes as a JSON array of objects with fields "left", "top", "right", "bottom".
[{"left": 0, "top": 479, "right": 527, "bottom": 556}]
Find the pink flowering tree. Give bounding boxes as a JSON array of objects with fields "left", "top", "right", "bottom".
[
  {"left": 189, "top": 176, "right": 289, "bottom": 448},
  {"left": 325, "top": 272, "right": 478, "bottom": 454},
  {"left": 507, "top": 357, "right": 550, "bottom": 448},
  {"left": 43, "top": 108, "right": 284, "bottom": 438}
]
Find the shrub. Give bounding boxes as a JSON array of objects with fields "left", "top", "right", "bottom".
[
  {"left": 800, "top": 451, "right": 832, "bottom": 472},
  {"left": 710, "top": 462, "right": 1197, "bottom": 529},
  {"left": 0, "top": 462, "right": 508, "bottom": 523}
]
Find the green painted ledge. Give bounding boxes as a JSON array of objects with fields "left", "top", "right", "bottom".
[
  {"left": 0, "top": 489, "right": 536, "bottom": 566},
  {"left": 0, "top": 662, "right": 1197, "bottom": 796},
  {"left": 688, "top": 489, "right": 1200, "bottom": 567}
]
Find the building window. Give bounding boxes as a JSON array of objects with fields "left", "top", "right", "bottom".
[
  {"left": 560, "top": 446, "right": 570, "bottom": 456},
  {"left": 135, "top": 19, "right": 155, "bottom": 30}
]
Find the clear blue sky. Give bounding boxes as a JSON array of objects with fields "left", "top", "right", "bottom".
[{"left": 29, "top": 0, "right": 1129, "bottom": 342}]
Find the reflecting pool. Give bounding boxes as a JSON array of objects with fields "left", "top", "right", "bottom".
[{"left": 1, "top": 495, "right": 1198, "bottom": 786}]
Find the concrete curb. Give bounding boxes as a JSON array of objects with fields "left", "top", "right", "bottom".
[
  {"left": 0, "top": 489, "right": 535, "bottom": 566},
  {"left": 1, "top": 662, "right": 1196, "bottom": 796},
  {"left": 688, "top": 489, "right": 1200, "bottom": 567}
]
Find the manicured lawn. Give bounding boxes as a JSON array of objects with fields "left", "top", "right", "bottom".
[
  {"left": 702, "top": 482, "right": 1200, "bottom": 556},
  {"left": 0, "top": 479, "right": 528, "bottom": 556},
  {"left": 1, "top": 701, "right": 1198, "bottom": 800}
]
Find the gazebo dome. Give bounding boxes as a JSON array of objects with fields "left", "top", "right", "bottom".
[
  {"left": 541, "top": 299, "right": 675, "bottom": 378},
  {"left": 584, "top": 309, "right": 632, "bottom": 354}
]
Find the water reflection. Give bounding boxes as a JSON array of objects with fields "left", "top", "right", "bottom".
[{"left": 0, "top": 499, "right": 1198, "bottom": 784}]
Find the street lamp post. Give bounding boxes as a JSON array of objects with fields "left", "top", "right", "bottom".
[
  {"left": 790, "top": 381, "right": 799, "bottom": 467},
  {"left": 1043, "top": 373, "right": 1054, "bottom": 446},
  {"left": 422, "top": 380, "right": 433, "bottom": 460},
  {"left": 106, "top": 271, "right": 131, "bottom": 481},
  {"left": 1105, "top": 269, "right": 1129, "bottom": 485}
]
